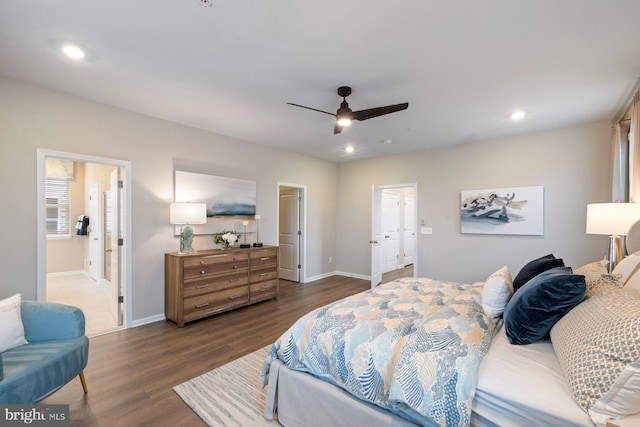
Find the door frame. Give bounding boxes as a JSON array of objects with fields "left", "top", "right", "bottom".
[
  {"left": 371, "top": 183, "right": 418, "bottom": 283},
  {"left": 36, "top": 149, "right": 133, "bottom": 329},
  {"left": 276, "top": 182, "right": 307, "bottom": 283}
]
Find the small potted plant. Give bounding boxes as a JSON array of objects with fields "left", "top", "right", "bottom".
[{"left": 213, "top": 230, "right": 240, "bottom": 249}]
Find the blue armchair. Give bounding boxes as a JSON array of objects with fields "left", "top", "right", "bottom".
[{"left": 0, "top": 301, "right": 89, "bottom": 403}]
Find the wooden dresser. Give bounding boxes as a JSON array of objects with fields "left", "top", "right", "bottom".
[{"left": 165, "top": 246, "right": 278, "bottom": 327}]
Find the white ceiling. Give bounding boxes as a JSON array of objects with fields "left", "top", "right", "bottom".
[{"left": 2, "top": 1, "right": 640, "bottom": 163}]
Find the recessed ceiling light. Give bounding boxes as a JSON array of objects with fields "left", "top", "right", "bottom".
[
  {"left": 345, "top": 145, "right": 355, "bottom": 154},
  {"left": 382, "top": 139, "right": 393, "bottom": 144},
  {"left": 511, "top": 111, "right": 526, "bottom": 121},
  {"left": 62, "top": 44, "right": 86, "bottom": 60}
]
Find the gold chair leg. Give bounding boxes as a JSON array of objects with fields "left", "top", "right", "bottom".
[{"left": 79, "top": 371, "right": 88, "bottom": 394}]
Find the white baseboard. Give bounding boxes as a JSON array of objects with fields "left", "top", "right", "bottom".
[
  {"left": 130, "top": 313, "right": 166, "bottom": 328},
  {"left": 46, "top": 270, "right": 89, "bottom": 278},
  {"left": 304, "top": 271, "right": 337, "bottom": 283},
  {"left": 335, "top": 271, "right": 370, "bottom": 281}
]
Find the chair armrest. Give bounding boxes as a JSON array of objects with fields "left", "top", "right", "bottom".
[{"left": 21, "top": 301, "right": 86, "bottom": 342}]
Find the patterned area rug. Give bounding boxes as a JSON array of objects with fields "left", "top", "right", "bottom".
[{"left": 174, "top": 346, "right": 277, "bottom": 427}]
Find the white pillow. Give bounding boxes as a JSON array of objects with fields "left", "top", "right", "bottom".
[
  {"left": 482, "top": 266, "right": 513, "bottom": 317},
  {"left": 612, "top": 253, "right": 640, "bottom": 284},
  {"left": 0, "top": 294, "right": 28, "bottom": 353}
]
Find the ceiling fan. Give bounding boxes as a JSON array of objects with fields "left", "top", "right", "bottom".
[{"left": 287, "top": 86, "right": 409, "bottom": 134}]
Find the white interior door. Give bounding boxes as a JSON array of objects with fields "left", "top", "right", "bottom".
[
  {"left": 110, "top": 168, "right": 123, "bottom": 326},
  {"left": 403, "top": 194, "right": 415, "bottom": 266},
  {"left": 88, "top": 183, "right": 100, "bottom": 281},
  {"left": 279, "top": 187, "right": 300, "bottom": 282},
  {"left": 370, "top": 186, "right": 383, "bottom": 288},
  {"left": 381, "top": 190, "right": 400, "bottom": 273}
]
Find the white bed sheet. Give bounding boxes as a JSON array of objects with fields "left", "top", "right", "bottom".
[{"left": 472, "top": 326, "right": 594, "bottom": 427}]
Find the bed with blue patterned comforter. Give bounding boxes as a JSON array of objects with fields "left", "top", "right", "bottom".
[{"left": 262, "top": 277, "right": 499, "bottom": 427}]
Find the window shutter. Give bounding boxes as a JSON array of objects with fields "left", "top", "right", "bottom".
[{"left": 45, "top": 177, "right": 70, "bottom": 236}]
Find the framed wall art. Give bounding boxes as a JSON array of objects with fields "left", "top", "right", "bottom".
[
  {"left": 174, "top": 170, "right": 257, "bottom": 235},
  {"left": 460, "top": 185, "right": 544, "bottom": 235}
]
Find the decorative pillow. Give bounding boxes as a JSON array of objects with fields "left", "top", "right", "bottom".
[
  {"left": 551, "top": 289, "right": 640, "bottom": 426},
  {"left": 482, "top": 266, "right": 513, "bottom": 317},
  {"left": 612, "top": 253, "right": 640, "bottom": 285},
  {"left": 512, "top": 254, "right": 565, "bottom": 292},
  {"left": 0, "top": 293, "right": 28, "bottom": 353},
  {"left": 624, "top": 269, "right": 640, "bottom": 299},
  {"left": 504, "top": 266, "right": 585, "bottom": 345},
  {"left": 575, "top": 260, "right": 623, "bottom": 298}
]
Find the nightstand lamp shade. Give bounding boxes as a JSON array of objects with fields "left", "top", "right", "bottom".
[
  {"left": 586, "top": 203, "right": 640, "bottom": 272},
  {"left": 170, "top": 203, "right": 207, "bottom": 254}
]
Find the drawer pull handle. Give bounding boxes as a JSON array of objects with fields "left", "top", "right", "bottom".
[
  {"left": 203, "top": 309, "right": 222, "bottom": 315},
  {"left": 195, "top": 284, "right": 210, "bottom": 289},
  {"left": 196, "top": 302, "right": 210, "bottom": 308},
  {"left": 229, "top": 278, "right": 239, "bottom": 282},
  {"left": 259, "top": 273, "right": 268, "bottom": 276},
  {"left": 228, "top": 294, "right": 242, "bottom": 300},
  {"left": 233, "top": 265, "right": 238, "bottom": 269},
  {"left": 260, "top": 287, "right": 271, "bottom": 292},
  {"left": 200, "top": 270, "right": 206, "bottom": 275},
  {"left": 200, "top": 260, "right": 205, "bottom": 265},
  {"left": 260, "top": 257, "right": 269, "bottom": 261}
]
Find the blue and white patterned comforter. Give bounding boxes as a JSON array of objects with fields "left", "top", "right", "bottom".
[{"left": 262, "top": 277, "right": 499, "bottom": 427}]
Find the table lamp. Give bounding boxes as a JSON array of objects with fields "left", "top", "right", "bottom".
[
  {"left": 170, "top": 202, "right": 207, "bottom": 254},
  {"left": 586, "top": 203, "right": 640, "bottom": 272}
]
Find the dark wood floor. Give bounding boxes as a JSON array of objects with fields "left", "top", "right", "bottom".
[{"left": 42, "top": 274, "right": 385, "bottom": 426}]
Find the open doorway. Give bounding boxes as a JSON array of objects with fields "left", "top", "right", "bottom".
[
  {"left": 371, "top": 184, "right": 417, "bottom": 287},
  {"left": 37, "top": 150, "right": 131, "bottom": 336},
  {"left": 277, "top": 183, "right": 306, "bottom": 283}
]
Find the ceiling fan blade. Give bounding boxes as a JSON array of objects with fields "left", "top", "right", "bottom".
[
  {"left": 287, "top": 102, "right": 336, "bottom": 117},
  {"left": 351, "top": 103, "right": 409, "bottom": 122}
]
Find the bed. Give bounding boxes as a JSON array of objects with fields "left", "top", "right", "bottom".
[{"left": 262, "top": 255, "right": 640, "bottom": 427}]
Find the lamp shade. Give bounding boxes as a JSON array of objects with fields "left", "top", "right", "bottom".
[
  {"left": 586, "top": 203, "right": 640, "bottom": 236},
  {"left": 170, "top": 203, "right": 207, "bottom": 225}
]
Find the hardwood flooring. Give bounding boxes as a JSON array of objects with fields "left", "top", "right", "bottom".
[{"left": 42, "top": 274, "right": 374, "bottom": 426}]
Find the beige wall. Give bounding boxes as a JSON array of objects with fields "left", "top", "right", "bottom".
[
  {"left": 1, "top": 74, "right": 615, "bottom": 323},
  {"left": 336, "top": 121, "right": 613, "bottom": 283},
  {"left": 0, "top": 76, "right": 337, "bottom": 322},
  {"left": 45, "top": 162, "right": 86, "bottom": 273}
]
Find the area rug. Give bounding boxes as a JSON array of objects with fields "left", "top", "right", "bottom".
[{"left": 174, "top": 346, "right": 277, "bottom": 427}]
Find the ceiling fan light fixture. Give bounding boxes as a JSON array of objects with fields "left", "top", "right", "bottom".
[{"left": 337, "top": 117, "right": 352, "bottom": 127}]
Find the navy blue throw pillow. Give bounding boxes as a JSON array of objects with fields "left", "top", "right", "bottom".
[
  {"left": 504, "top": 266, "right": 586, "bottom": 345},
  {"left": 512, "top": 254, "right": 565, "bottom": 292}
]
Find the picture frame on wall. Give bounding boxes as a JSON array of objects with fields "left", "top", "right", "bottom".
[
  {"left": 460, "top": 185, "right": 544, "bottom": 235},
  {"left": 174, "top": 170, "right": 257, "bottom": 235}
]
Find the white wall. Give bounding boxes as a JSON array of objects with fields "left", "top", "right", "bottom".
[
  {"left": 336, "top": 121, "right": 613, "bottom": 283},
  {"left": 0, "top": 76, "right": 337, "bottom": 322}
]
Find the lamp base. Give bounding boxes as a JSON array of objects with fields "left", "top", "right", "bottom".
[
  {"left": 253, "top": 243, "right": 263, "bottom": 247},
  {"left": 240, "top": 244, "right": 250, "bottom": 248},
  {"left": 178, "top": 226, "right": 196, "bottom": 254},
  {"left": 608, "top": 235, "right": 623, "bottom": 273}
]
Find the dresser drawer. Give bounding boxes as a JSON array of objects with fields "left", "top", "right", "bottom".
[
  {"left": 184, "top": 260, "right": 248, "bottom": 279},
  {"left": 183, "top": 287, "right": 249, "bottom": 321},
  {"left": 183, "top": 272, "right": 249, "bottom": 298},
  {"left": 250, "top": 268, "right": 278, "bottom": 283},
  {"left": 249, "top": 279, "right": 278, "bottom": 302},
  {"left": 250, "top": 248, "right": 278, "bottom": 269},
  {"left": 184, "top": 252, "right": 248, "bottom": 268}
]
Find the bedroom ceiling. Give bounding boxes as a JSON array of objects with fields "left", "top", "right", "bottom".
[{"left": 1, "top": 1, "right": 640, "bottom": 163}]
